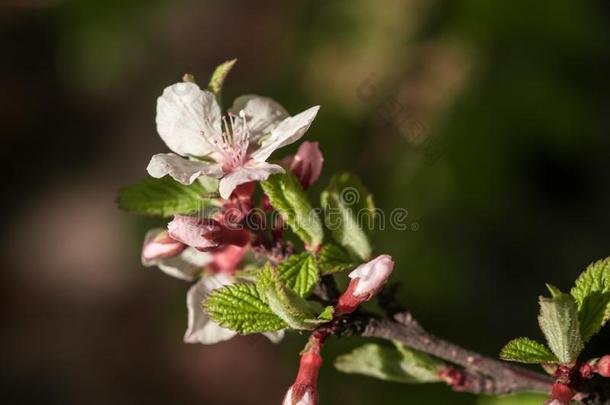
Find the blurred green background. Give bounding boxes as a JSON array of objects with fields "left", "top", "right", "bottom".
[{"left": 1, "top": 0, "right": 609, "bottom": 404}]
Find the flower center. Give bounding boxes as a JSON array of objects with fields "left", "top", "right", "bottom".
[{"left": 201, "top": 110, "right": 250, "bottom": 171}]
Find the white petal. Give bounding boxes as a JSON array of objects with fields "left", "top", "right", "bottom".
[
  {"left": 218, "top": 162, "right": 285, "bottom": 199},
  {"left": 349, "top": 254, "right": 394, "bottom": 296},
  {"left": 250, "top": 106, "right": 320, "bottom": 163},
  {"left": 262, "top": 330, "right": 285, "bottom": 344},
  {"left": 184, "top": 274, "right": 237, "bottom": 344},
  {"left": 156, "top": 248, "right": 211, "bottom": 281},
  {"left": 156, "top": 82, "right": 221, "bottom": 157},
  {"left": 147, "top": 153, "right": 223, "bottom": 185},
  {"left": 142, "top": 229, "right": 212, "bottom": 281},
  {"left": 230, "top": 95, "right": 288, "bottom": 141}
]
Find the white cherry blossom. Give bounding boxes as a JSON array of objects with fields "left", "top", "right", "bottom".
[{"left": 147, "top": 82, "right": 319, "bottom": 199}]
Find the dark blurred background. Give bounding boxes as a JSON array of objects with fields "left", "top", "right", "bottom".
[{"left": 1, "top": 0, "right": 610, "bottom": 404}]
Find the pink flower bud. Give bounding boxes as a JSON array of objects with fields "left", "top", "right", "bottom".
[
  {"left": 283, "top": 352, "right": 322, "bottom": 405},
  {"left": 596, "top": 355, "right": 610, "bottom": 377},
  {"left": 544, "top": 382, "right": 574, "bottom": 405},
  {"left": 282, "top": 141, "right": 324, "bottom": 189},
  {"left": 167, "top": 215, "right": 250, "bottom": 252},
  {"left": 336, "top": 254, "right": 394, "bottom": 314},
  {"left": 141, "top": 230, "right": 186, "bottom": 261}
]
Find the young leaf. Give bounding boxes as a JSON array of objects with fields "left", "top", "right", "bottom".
[
  {"left": 335, "top": 343, "right": 443, "bottom": 383},
  {"left": 318, "top": 244, "right": 357, "bottom": 275},
  {"left": 207, "top": 59, "right": 237, "bottom": 101},
  {"left": 277, "top": 253, "right": 319, "bottom": 297},
  {"left": 117, "top": 177, "right": 210, "bottom": 217},
  {"left": 570, "top": 257, "right": 610, "bottom": 342},
  {"left": 317, "top": 305, "right": 334, "bottom": 322},
  {"left": 500, "top": 337, "right": 558, "bottom": 364},
  {"left": 320, "top": 172, "right": 375, "bottom": 261},
  {"left": 256, "top": 265, "right": 320, "bottom": 330},
  {"left": 261, "top": 172, "right": 324, "bottom": 249},
  {"left": 538, "top": 292, "right": 583, "bottom": 364},
  {"left": 205, "top": 283, "right": 287, "bottom": 334}
]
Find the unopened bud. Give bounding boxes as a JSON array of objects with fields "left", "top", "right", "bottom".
[
  {"left": 596, "top": 355, "right": 610, "bottom": 377},
  {"left": 282, "top": 351, "right": 322, "bottom": 405},
  {"left": 182, "top": 73, "right": 195, "bottom": 83},
  {"left": 142, "top": 230, "right": 186, "bottom": 261},
  {"left": 282, "top": 141, "right": 324, "bottom": 189},
  {"left": 168, "top": 215, "right": 249, "bottom": 252},
  {"left": 544, "top": 382, "right": 574, "bottom": 405},
  {"left": 336, "top": 254, "right": 394, "bottom": 314}
]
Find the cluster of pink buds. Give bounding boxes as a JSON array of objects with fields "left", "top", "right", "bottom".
[
  {"left": 336, "top": 254, "right": 395, "bottom": 314},
  {"left": 544, "top": 355, "right": 610, "bottom": 405}
]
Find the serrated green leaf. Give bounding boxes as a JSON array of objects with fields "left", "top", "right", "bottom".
[
  {"left": 500, "top": 337, "right": 558, "bottom": 364},
  {"left": 335, "top": 343, "right": 443, "bottom": 383},
  {"left": 261, "top": 172, "right": 324, "bottom": 249},
  {"left": 207, "top": 59, "right": 237, "bottom": 102},
  {"left": 277, "top": 253, "right": 319, "bottom": 297},
  {"left": 570, "top": 257, "right": 610, "bottom": 342},
  {"left": 538, "top": 292, "right": 583, "bottom": 364},
  {"left": 117, "top": 177, "right": 210, "bottom": 217},
  {"left": 320, "top": 173, "right": 374, "bottom": 261},
  {"left": 318, "top": 244, "right": 357, "bottom": 275},
  {"left": 256, "top": 264, "right": 320, "bottom": 330},
  {"left": 205, "top": 283, "right": 287, "bottom": 334}
]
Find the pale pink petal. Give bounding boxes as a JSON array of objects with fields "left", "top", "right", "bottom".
[
  {"left": 230, "top": 95, "right": 288, "bottom": 141},
  {"left": 142, "top": 229, "right": 212, "bottom": 281},
  {"left": 184, "top": 274, "right": 237, "bottom": 344},
  {"left": 250, "top": 106, "right": 320, "bottom": 163},
  {"left": 167, "top": 215, "right": 221, "bottom": 251},
  {"left": 147, "top": 153, "right": 223, "bottom": 185},
  {"left": 218, "top": 161, "right": 284, "bottom": 199},
  {"left": 282, "top": 141, "right": 324, "bottom": 189},
  {"left": 156, "top": 82, "right": 221, "bottom": 157},
  {"left": 141, "top": 229, "right": 185, "bottom": 261}
]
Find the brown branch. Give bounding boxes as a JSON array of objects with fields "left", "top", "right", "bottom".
[
  {"left": 340, "top": 311, "right": 610, "bottom": 403},
  {"left": 345, "top": 312, "right": 553, "bottom": 395}
]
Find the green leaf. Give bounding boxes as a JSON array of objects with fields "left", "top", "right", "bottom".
[
  {"left": 277, "top": 253, "right": 319, "bottom": 297},
  {"left": 546, "top": 284, "right": 563, "bottom": 298},
  {"left": 570, "top": 257, "right": 610, "bottom": 342},
  {"left": 318, "top": 244, "right": 357, "bottom": 275},
  {"left": 256, "top": 265, "right": 320, "bottom": 330},
  {"left": 317, "top": 305, "right": 334, "bottom": 321},
  {"left": 538, "top": 292, "right": 583, "bottom": 364},
  {"left": 205, "top": 283, "right": 287, "bottom": 334},
  {"left": 320, "top": 173, "right": 375, "bottom": 261},
  {"left": 500, "top": 337, "right": 558, "bottom": 364},
  {"left": 261, "top": 172, "right": 324, "bottom": 249},
  {"left": 335, "top": 343, "right": 443, "bottom": 383},
  {"left": 117, "top": 177, "right": 211, "bottom": 217},
  {"left": 207, "top": 59, "right": 237, "bottom": 102}
]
